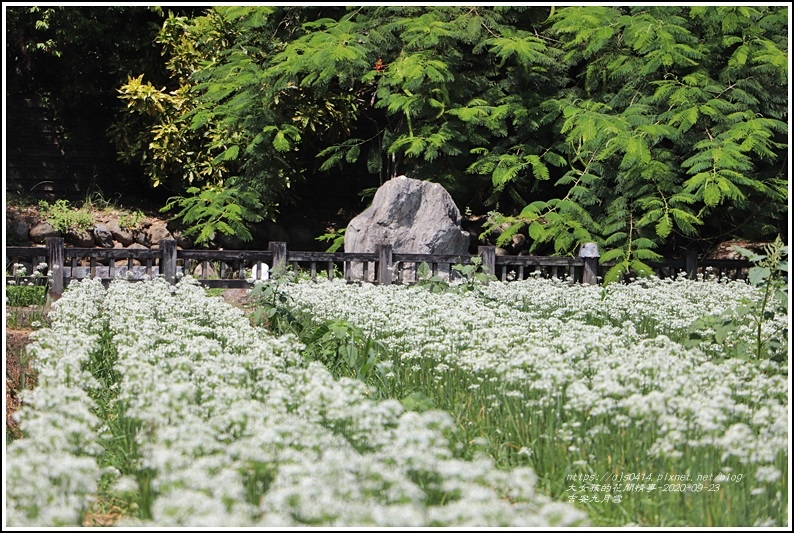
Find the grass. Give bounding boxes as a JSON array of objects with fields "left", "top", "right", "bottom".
[
  {"left": 5, "top": 272, "right": 50, "bottom": 330},
  {"left": 5, "top": 284, "right": 50, "bottom": 446},
  {"left": 5, "top": 305, "right": 49, "bottom": 330},
  {"left": 5, "top": 284, "right": 50, "bottom": 333},
  {"left": 6, "top": 284, "right": 47, "bottom": 305}
]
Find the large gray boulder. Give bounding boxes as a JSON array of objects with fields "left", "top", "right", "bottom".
[{"left": 344, "top": 176, "right": 470, "bottom": 281}]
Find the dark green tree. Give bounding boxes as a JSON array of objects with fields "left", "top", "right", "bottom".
[
  {"left": 111, "top": 5, "right": 788, "bottom": 263},
  {"left": 5, "top": 5, "right": 197, "bottom": 197},
  {"left": 530, "top": 6, "right": 788, "bottom": 281}
]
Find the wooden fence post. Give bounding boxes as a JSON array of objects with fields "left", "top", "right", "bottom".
[
  {"left": 478, "top": 246, "right": 496, "bottom": 277},
  {"left": 269, "top": 241, "right": 287, "bottom": 276},
  {"left": 685, "top": 250, "right": 698, "bottom": 280},
  {"left": 578, "top": 242, "right": 600, "bottom": 285},
  {"left": 377, "top": 243, "right": 393, "bottom": 285},
  {"left": 161, "top": 239, "right": 177, "bottom": 284},
  {"left": 46, "top": 237, "right": 64, "bottom": 298}
]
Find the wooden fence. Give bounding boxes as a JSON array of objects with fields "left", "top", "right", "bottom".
[{"left": 5, "top": 238, "right": 753, "bottom": 300}]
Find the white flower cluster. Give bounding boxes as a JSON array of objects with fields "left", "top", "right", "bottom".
[
  {"left": 281, "top": 277, "right": 788, "bottom": 505},
  {"left": 6, "top": 278, "right": 109, "bottom": 526},
  {"left": 6, "top": 277, "right": 588, "bottom": 527}
]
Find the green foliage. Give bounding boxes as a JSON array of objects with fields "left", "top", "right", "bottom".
[
  {"left": 27, "top": 190, "right": 143, "bottom": 239},
  {"left": 249, "top": 274, "right": 392, "bottom": 389},
  {"left": 301, "top": 320, "right": 390, "bottom": 383},
  {"left": 160, "top": 183, "right": 264, "bottom": 247},
  {"left": 505, "top": 5, "right": 786, "bottom": 257},
  {"left": 82, "top": 328, "right": 156, "bottom": 521},
  {"left": 5, "top": 305, "right": 50, "bottom": 333},
  {"left": 248, "top": 267, "right": 302, "bottom": 333},
  {"left": 119, "top": 210, "right": 146, "bottom": 230},
  {"left": 599, "top": 200, "right": 662, "bottom": 285},
  {"left": 109, "top": 5, "right": 786, "bottom": 257},
  {"left": 685, "top": 236, "right": 788, "bottom": 365},
  {"left": 80, "top": 191, "right": 117, "bottom": 212},
  {"left": 5, "top": 286, "right": 47, "bottom": 308},
  {"left": 315, "top": 227, "right": 346, "bottom": 253},
  {"left": 37, "top": 199, "right": 95, "bottom": 233},
  {"left": 481, "top": 197, "right": 598, "bottom": 256},
  {"left": 5, "top": 262, "right": 49, "bottom": 330},
  {"left": 451, "top": 256, "right": 498, "bottom": 290},
  {"left": 415, "top": 262, "right": 451, "bottom": 293},
  {"left": 415, "top": 256, "right": 497, "bottom": 294}
]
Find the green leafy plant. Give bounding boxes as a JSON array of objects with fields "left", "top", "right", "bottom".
[
  {"left": 248, "top": 270, "right": 392, "bottom": 389},
  {"left": 81, "top": 190, "right": 119, "bottom": 212},
  {"left": 316, "top": 227, "right": 346, "bottom": 253},
  {"left": 5, "top": 264, "right": 49, "bottom": 414},
  {"left": 481, "top": 198, "right": 597, "bottom": 258},
  {"left": 160, "top": 183, "right": 264, "bottom": 247},
  {"left": 451, "top": 255, "right": 498, "bottom": 290},
  {"left": 685, "top": 236, "right": 788, "bottom": 364},
  {"left": 301, "top": 319, "right": 390, "bottom": 383},
  {"left": 415, "top": 261, "right": 451, "bottom": 293},
  {"left": 5, "top": 262, "right": 49, "bottom": 308},
  {"left": 415, "top": 257, "right": 497, "bottom": 294},
  {"left": 119, "top": 210, "right": 146, "bottom": 230},
  {"left": 599, "top": 206, "right": 662, "bottom": 285},
  {"left": 5, "top": 285, "right": 48, "bottom": 309},
  {"left": 38, "top": 199, "right": 95, "bottom": 233},
  {"left": 249, "top": 268, "right": 301, "bottom": 333}
]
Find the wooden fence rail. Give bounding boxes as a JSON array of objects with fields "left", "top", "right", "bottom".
[{"left": 5, "top": 238, "right": 753, "bottom": 300}]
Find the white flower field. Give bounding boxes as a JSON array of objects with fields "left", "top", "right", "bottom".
[{"left": 5, "top": 272, "right": 789, "bottom": 527}]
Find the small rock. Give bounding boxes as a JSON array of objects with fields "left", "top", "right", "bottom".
[
  {"left": 93, "top": 224, "right": 115, "bottom": 248},
  {"left": 29, "top": 222, "right": 60, "bottom": 244},
  {"left": 65, "top": 228, "right": 95, "bottom": 248},
  {"left": 105, "top": 219, "right": 135, "bottom": 246},
  {"left": 221, "top": 288, "right": 252, "bottom": 309},
  {"left": 511, "top": 233, "right": 528, "bottom": 253},
  {"left": 6, "top": 219, "right": 31, "bottom": 244},
  {"left": 133, "top": 228, "right": 149, "bottom": 246},
  {"left": 578, "top": 242, "right": 600, "bottom": 258},
  {"left": 172, "top": 230, "right": 193, "bottom": 249},
  {"left": 126, "top": 243, "right": 150, "bottom": 266},
  {"left": 147, "top": 221, "right": 173, "bottom": 247}
]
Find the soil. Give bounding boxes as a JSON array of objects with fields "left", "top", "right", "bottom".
[{"left": 6, "top": 326, "right": 37, "bottom": 440}]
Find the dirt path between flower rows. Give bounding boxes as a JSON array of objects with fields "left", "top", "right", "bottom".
[{"left": 6, "top": 328, "right": 36, "bottom": 440}]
